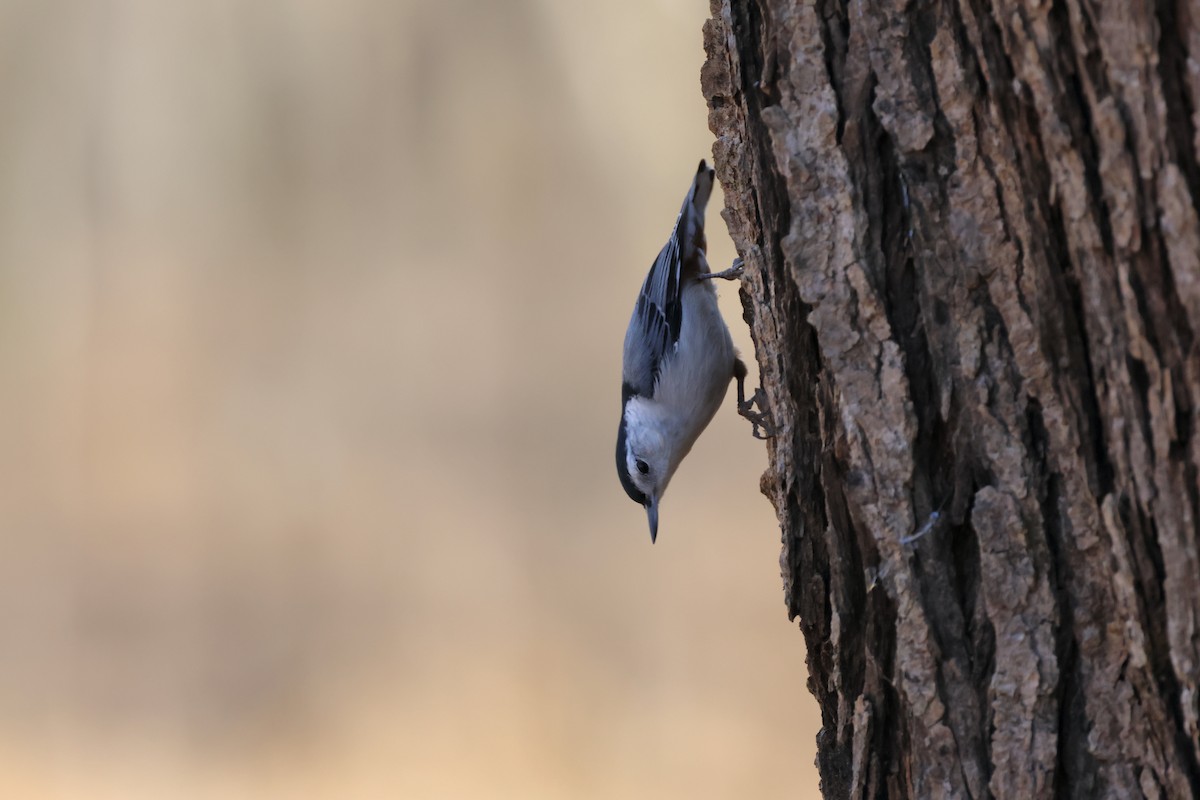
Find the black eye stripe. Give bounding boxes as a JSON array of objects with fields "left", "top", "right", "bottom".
[{"left": 616, "top": 414, "right": 648, "bottom": 506}]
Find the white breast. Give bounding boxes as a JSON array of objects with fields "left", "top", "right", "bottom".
[{"left": 628, "top": 278, "right": 736, "bottom": 481}]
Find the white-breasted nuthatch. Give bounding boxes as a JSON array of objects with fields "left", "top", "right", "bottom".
[{"left": 616, "top": 160, "right": 756, "bottom": 543}]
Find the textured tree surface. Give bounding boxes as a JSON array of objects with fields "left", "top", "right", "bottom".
[{"left": 702, "top": 0, "right": 1200, "bottom": 797}]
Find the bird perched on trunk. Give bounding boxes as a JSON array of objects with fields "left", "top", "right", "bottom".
[{"left": 615, "top": 160, "right": 764, "bottom": 543}]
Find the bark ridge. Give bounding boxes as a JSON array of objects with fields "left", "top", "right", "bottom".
[{"left": 702, "top": 1, "right": 1200, "bottom": 797}]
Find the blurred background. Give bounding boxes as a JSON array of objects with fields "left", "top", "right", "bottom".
[{"left": 0, "top": 0, "right": 819, "bottom": 797}]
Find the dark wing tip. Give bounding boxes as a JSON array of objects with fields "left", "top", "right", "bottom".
[{"left": 689, "top": 162, "right": 715, "bottom": 216}]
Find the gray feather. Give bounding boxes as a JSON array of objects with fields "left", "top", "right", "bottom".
[{"left": 622, "top": 162, "right": 713, "bottom": 399}]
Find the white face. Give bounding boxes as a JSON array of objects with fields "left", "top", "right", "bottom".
[
  {"left": 624, "top": 443, "right": 668, "bottom": 502},
  {"left": 621, "top": 399, "right": 679, "bottom": 542},
  {"left": 622, "top": 398, "right": 675, "bottom": 502}
]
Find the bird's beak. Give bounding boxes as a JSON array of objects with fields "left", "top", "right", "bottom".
[{"left": 645, "top": 496, "right": 659, "bottom": 544}]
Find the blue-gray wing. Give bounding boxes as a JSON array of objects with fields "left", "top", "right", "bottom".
[
  {"left": 622, "top": 237, "right": 683, "bottom": 398},
  {"left": 622, "top": 161, "right": 713, "bottom": 399}
]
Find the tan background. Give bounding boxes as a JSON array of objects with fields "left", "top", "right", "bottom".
[{"left": 0, "top": 0, "right": 820, "bottom": 796}]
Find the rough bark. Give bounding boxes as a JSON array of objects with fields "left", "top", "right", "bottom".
[{"left": 702, "top": 1, "right": 1200, "bottom": 797}]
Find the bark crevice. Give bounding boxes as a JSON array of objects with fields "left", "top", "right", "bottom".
[
  {"left": 705, "top": 0, "right": 1200, "bottom": 796},
  {"left": 703, "top": 0, "right": 1200, "bottom": 796}
]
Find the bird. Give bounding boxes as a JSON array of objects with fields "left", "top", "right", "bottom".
[{"left": 615, "top": 160, "right": 758, "bottom": 543}]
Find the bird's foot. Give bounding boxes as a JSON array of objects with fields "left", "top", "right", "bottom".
[
  {"left": 700, "top": 257, "right": 745, "bottom": 281},
  {"left": 739, "top": 389, "right": 774, "bottom": 440},
  {"left": 734, "top": 358, "right": 774, "bottom": 440}
]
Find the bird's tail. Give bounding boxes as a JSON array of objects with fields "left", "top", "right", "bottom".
[
  {"left": 689, "top": 159, "right": 714, "bottom": 215},
  {"left": 679, "top": 160, "right": 714, "bottom": 275}
]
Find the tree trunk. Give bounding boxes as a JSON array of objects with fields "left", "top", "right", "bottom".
[{"left": 702, "top": 0, "right": 1200, "bottom": 797}]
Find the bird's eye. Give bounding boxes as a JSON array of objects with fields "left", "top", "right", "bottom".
[{"left": 636, "top": 459, "right": 649, "bottom": 475}]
